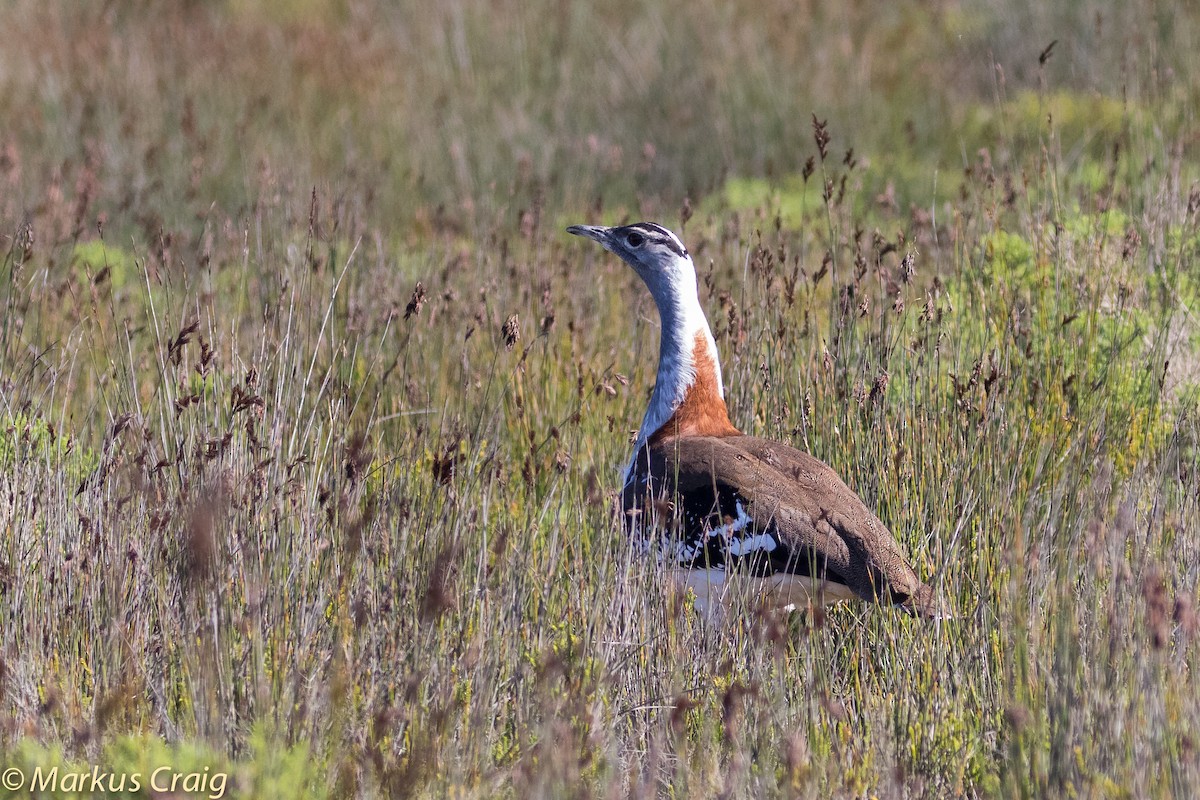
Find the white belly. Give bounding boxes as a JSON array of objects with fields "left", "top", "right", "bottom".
[{"left": 668, "top": 568, "right": 860, "bottom": 616}]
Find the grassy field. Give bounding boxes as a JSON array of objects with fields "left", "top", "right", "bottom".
[{"left": 2, "top": 1, "right": 1200, "bottom": 797}]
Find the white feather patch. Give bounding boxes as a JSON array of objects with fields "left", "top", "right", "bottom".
[
  {"left": 710, "top": 500, "right": 754, "bottom": 539},
  {"left": 727, "top": 533, "right": 777, "bottom": 556},
  {"left": 717, "top": 501, "right": 776, "bottom": 556}
]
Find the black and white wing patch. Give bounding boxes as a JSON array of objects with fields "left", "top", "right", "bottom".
[
  {"left": 623, "top": 473, "right": 782, "bottom": 573},
  {"left": 672, "top": 481, "right": 782, "bottom": 572}
]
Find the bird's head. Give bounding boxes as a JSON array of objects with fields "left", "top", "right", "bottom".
[{"left": 567, "top": 222, "right": 696, "bottom": 310}]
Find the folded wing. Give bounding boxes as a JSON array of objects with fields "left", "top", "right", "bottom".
[{"left": 622, "top": 435, "right": 941, "bottom": 617}]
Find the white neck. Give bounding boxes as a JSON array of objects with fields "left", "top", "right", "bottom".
[{"left": 625, "top": 256, "right": 723, "bottom": 480}]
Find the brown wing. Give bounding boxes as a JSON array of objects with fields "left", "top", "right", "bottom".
[{"left": 622, "top": 435, "right": 942, "bottom": 617}]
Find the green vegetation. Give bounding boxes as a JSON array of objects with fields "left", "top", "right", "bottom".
[{"left": 1, "top": 0, "right": 1199, "bottom": 797}]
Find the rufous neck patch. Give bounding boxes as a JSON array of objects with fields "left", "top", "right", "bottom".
[{"left": 649, "top": 331, "right": 739, "bottom": 444}]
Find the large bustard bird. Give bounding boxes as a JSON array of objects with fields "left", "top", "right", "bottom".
[{"left": 568, "top": 222, "right": 943, "bottom": 618}]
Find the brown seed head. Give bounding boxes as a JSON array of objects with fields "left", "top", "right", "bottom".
[
  {"left": 502, "top": 314, "right": 520, "bottom": 350},
  {"left": 404, "top": 281, "right": 427, "bottom": 320},
  {"left": 811, "top": 115, "right": 830, "bottom": 161}
]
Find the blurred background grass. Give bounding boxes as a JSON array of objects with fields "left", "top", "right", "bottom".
[
  {"left": 2, "top": 1, "right": 1200, "bottom": 798},
  {"left": 3, "top": 0, "right": 1196, "bottom": 232}
]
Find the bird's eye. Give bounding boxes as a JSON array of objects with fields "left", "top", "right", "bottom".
[{"left": 626, "top": 232, "right": 645, "bottom": 247}]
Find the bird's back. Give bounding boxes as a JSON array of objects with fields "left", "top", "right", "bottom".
[{"left": 623, "top": 434, "right": 943, "bottom": 617}]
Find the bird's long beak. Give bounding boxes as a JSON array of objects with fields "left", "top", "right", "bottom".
[{"left": 566, "top": 224, "right": 610, "bottom": 246}]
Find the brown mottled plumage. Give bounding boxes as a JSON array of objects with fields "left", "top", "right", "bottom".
[{"left": 624, "top": 435, "right": 942, "bottom": 617}]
